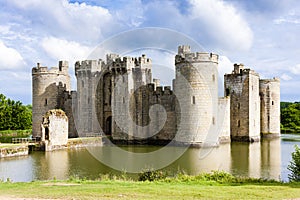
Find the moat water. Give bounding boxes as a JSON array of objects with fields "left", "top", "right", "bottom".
[{"left": 0, "top": 134, "right": 299, "bottom": 182}]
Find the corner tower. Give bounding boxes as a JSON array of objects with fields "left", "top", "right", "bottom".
[
  {"left": 32, "top": 61, "right": 70, "bottom": 138},
  {"left": 174, "top": 45, "right": 219, "bottom": 145},
  {"left": 259, "top": 78, "right": 280, "bottom": 138},
  {"left": 224, "top": 64, "right": 260, "bottom": 142}
]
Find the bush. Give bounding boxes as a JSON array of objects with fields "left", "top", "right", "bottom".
[
  {"left": 138, "top": 169, "right": 167, "bottom": 181},
  {"left": 288, "top": 145, "right": 300, "bottom": 182}
]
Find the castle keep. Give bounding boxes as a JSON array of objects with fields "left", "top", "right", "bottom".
[{"left": 32, "top": 45, "right": 280, "bottom": 145}]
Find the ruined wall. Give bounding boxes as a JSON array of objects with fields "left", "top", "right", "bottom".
[
  {"left": 32, "top": 61, "right": 70, "bottom": 138},
  {"left": 174, "top": 45, "right": 219, "bottom": 145},
  {"left": 41, "top": 109, "right": 68, "bottom": 151},
  {"left": 259, "top": 78, "right": 280, "bottom": 137},
  {"left": 224, "top": 64, "right": 260, "bottom": 142}
]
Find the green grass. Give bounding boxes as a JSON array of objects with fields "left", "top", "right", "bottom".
[
  {"left": 0, "top": 173, "right": 299, "bottom": 200},
  {"left": 0, "top": 143, "right": 26, "bottom": 148},
  {"left": 0, "top": 129, "right": 31, "bottom": 143}
]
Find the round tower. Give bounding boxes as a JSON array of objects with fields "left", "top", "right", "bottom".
[
  {"left": 259, "top": 78, "right": 280, "bottom": 137},
  {"left": 32, "top": 61, "right": 70, "bottom": 138},
  {"left": 173, "top": 45, "right": 219, "bottom": 145}
]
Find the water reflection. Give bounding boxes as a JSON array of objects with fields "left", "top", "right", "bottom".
[{"left": 0, "top": 136, "right": 296, "bottom": 182}]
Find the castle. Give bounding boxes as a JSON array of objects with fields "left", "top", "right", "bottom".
[{"left": 32, "top": 45, "right": 280, "bottom": 146}]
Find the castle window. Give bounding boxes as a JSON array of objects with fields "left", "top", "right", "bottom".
[
  {"left": 226, "top": 88, "right": 230, "bottom": 96},
  {"left": 237, "top": 120, "right": 240, "bottom": 127},
  {"left": 82, "top": 80, "right": 84, "bottom": 88},
  {"left": 88, "top": 97, "right": 90, "bottom": 104},
  {"left": 272, "top": 101, "right": 274, "bottom": 105},
  {"left": 212, "top": 117, "right": 215, "bottom": 125},
  {"left": 192, "top": 96, "right": 196, "bottom": 104},
  {"left": 240, "top": 69, "right": 243, "bottom": 74},
  {"left": 45, "top": 99, "right": 48, "bottom": 106},
  {"left": 252, "top": 85, "right": 254, "bottom": 91},
  {"left": 123, "top": 97, "right": 125, "bottom": 104},
  {"left": 212, "top": 74, "right": 215, "bottom": 82},
  {"left": 59, "top": 66, "right": 62, "bottom": 71}
]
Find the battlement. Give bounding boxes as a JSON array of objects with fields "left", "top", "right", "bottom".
[
  {"left": 75, "top": 59, "right": 104, "bottom": 74},
  {"left": 175, "top": 46, "right": 218, "bottom": 64},
  {"left": 109, "top": 54, "right": 152, "bottom": 70},
  {"left": 178, "top": 45, "right": 191, "bottom": 55},
  {"left": 226, "top": 63, "right": 259, "bottom": 77},
  {"left": 32, "top": 61, "right": 69, "bottom": 75},
  {"left": 260, "top": 77, "right": 280, "bottom": 83}
]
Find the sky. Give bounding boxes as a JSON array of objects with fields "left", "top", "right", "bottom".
[{"left": 1, "top": 0, "right": 300, "bottom": 105}]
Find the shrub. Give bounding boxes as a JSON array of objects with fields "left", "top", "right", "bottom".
[
  {"left": 138, "top": 169, "right": 167, "bottom": 181},
  {"left": 288, "top": 145, "right": 300, "bottom": 182}
]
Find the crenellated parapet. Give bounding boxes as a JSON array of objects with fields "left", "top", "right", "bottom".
[
  {"left": 32, "top": 61, "right": 69, "bottom": 75},
  {"left": 175, "top": 45, "right": 218, "bottom": 65},
  {"left": 108, "top": 54, "right": 152, "bottom": 71},
  {"left": 75, "top": 59, "right": 105, "bottom": 76}
]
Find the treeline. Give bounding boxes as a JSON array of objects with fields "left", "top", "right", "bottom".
[
  {"left": 0, "top": 93, "right": 32, "bottom": 130},
  {"left": 281, "top": 102, "right": 300, "bottom": 133}
]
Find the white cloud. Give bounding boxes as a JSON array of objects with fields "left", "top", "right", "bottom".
[
  {"left": 290, "top": 64, "right": 300, "bottom": 75},
  {"left": 219, "top": 56, "right": 234, "bottom": 76},
  {"left": 189, "top": 0, "right": 253, "bottom": 51},
  {"left": 280, "top": 73, "right": 292, "bottom": 81},
  {"left": 41, "top": 37, "right": 92, "bottom": 65},
  {"left": 7, "top": 0, "right": 113, "bottom": 42},
  {"left": 0, "top": 40, "right": 25, "bottom": 69}
]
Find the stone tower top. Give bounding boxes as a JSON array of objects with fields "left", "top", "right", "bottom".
[
  {"left": 32, "top": 61, "right": 69, "bottom": 75},
  {"left": 233, "top": 63, "right": 244, "bottom": 74},
  {"left": 178, "top": 45, "right": 191, "bottom": 55},
  {"left": 175, "top": 45, "right": 218, "bottom": 64},
  {"left": 106, "top": 54, "right": 152, "bottom": 70},
  {"left": 227, "top": 63, "right": 259, "bottom": 77}
]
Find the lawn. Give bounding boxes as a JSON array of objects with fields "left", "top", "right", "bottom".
[{"left": 0, "top": 179, "right": 299, "bottom": 200}]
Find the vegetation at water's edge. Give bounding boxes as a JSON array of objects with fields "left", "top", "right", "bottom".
[
  {"left": 288, "top": 145, "right": 300, "bottom": 181},
  {"left": 281, "top": 101, "right": 300, "bottom": 133},
  {"left": 0, "top": 129, "right": 32, "bottom": 143},
  {"left": 0, "top": 171, "right": 299, "bottom": 200}
]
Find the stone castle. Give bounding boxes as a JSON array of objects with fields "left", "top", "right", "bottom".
[{"left": 32, "top": 45, "right": 280, "bottom": 146}]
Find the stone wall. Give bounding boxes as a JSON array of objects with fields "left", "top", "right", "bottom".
[
  {"left": 174, "top": 45, "right": 219, "bottom": 145},
  {"left": 259, "top": 78, "right": 280, "bottom": 137},
  {"left": 32, "top": 61, "right": 70, "bottom": 138},
  {"left": 41, "top": 109, "right": 68, "bottom": 151},
  {"left": 224, "top": 64, "right": 260, "bottom": 142},
  {"left": 218, "top": 97, "right": 230, "bottom": 143}
]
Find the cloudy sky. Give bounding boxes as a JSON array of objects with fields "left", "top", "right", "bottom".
[{"left": 1, "top": 0, "right": 300, "bottom": 104}]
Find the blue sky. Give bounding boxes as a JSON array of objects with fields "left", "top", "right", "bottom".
[{"left": 1, "top": 0, "right": 300, "bottom": 104}]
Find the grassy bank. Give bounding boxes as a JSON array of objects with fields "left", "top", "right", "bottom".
[
  {"left": 0, "top": 129, "right": 31, "bottom": 143},
  {"left": 0, "top": 172, "right": 299, "bottom": 200}
]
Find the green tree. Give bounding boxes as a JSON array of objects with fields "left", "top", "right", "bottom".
[
  {"left": 0, "top": 93, "right": 32, "bottom": 130},
  {"left": 288, "top": 145, "right": 300, "bottom": 182},
  {"left": 281, "top": 102, "right": 300, "bottom": 133}
]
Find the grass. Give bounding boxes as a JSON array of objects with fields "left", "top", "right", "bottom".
[
  {"left": 0, "top": 143, "right": 26, "bottom": 148},
  {"left": 0, "top": 129, "right": 32, "bottom": 143},
  {"left": 0, "top": 172, "right": 299, "bottom": 200}
]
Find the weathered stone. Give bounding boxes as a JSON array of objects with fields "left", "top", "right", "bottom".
[{"left": 32, "top": 45, "right": 280, "bottom": 145}]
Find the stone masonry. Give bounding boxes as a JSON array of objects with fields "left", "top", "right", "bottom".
[{"left": 32, "top": 45, "right": 280, "bottom": 145}]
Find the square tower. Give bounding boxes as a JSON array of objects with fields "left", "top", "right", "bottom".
[{"left": 224, "top": 64, "right": 260, "bottom": 142}]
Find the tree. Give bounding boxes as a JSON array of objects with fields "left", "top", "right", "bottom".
[
  {"left": 288, "top": 145, "right": 300, "bottom": 182},
  {"left": 0, "top": 93, "right": 32, "bottom": 130}
]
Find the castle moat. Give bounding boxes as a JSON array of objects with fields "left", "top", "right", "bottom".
[{"left": 0, "top": 134, "right": 299, "bottom": 182}]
